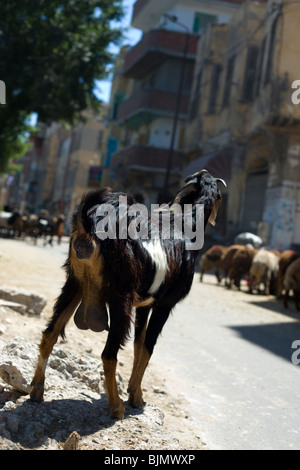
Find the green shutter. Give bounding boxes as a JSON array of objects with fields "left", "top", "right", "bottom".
[
  {"left": 193, "top": 12, "right": 217, "bottom": 33},
  {"left": 193, "top": 15, "right": 200, "bottom": 33}
]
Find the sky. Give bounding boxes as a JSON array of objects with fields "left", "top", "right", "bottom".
[{"left": 94, "top": 0, "right": 142, "bottom": 104}]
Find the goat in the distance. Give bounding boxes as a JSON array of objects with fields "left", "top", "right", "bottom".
[{"left": 30, "top": 169, "right": 226, "bottom": 419}]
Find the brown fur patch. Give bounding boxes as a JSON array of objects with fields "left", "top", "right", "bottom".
[{"left": 70, "top": 235, "right": 107, "bottom": 331}]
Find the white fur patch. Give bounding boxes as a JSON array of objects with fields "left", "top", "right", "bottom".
[{"left": 142, "top": 240, "right": 169, "bottom": 294}]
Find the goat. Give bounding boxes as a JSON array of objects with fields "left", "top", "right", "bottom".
[
  {"left": 0, "top": 210, "right": 23, "bottom": 237},
  {"left": 30, "top": 170, "right": 226, "bottom": 419},
  {"left": 283, "top": 257, "right": 300, "bottom": 310},
  {"left": 276, "top": 250, "right": 300, "bottom": 299},
  {"left": 225, "top": 245, "right": 256, "bottom": 290},
  {"left": 249, "top": 249, "right": 279, "bottom": 296},
  {"left": 220, "top": 245, "right": 240, "bottom": 284},
  {"left": 53, "top": 215, "right": 65, "bottom": 245},
  {"left": 199, "top": 245, "right": 228, "bottom": 283},
  {"left": 23, "top": 212, "right": 65, "bottom": 245}
]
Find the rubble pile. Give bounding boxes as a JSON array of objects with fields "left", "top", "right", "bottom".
[{"left": 0, "top": 338, "right": 181, "bottom": 450}]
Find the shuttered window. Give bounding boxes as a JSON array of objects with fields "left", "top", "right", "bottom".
[
  {"left": 222, "top": 56, "right": 235, "bottom": 108},
  {"left": 189, "top": 69, "right": 202, "bottom": 120},
  {"left": 207, "top": 63, "right": 222, "bottom": 114},
  {"left": 264, "top": 15, "right": 279, "bottom": 85},
  {"left": 241, "top": 46, "right": 259, "bottom": 102},
  {"left": 255, "top": 37, "right": 266, "bottom": 97}
]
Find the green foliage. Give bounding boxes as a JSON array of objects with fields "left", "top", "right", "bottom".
[{"left": 0, "top": 0, "right": 124, "bottom": 172}]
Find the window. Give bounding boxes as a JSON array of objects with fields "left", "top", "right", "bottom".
[
  {"left": 112, "top": 92, "right": 126, "bottom": 120},
  {"left": 222, "top": 56, "right": 235, "bottom": 108},
  {"left": 193, "top": 12, "right": 217, "bottom": 33},
  {"left": 264, "top": 15, "right": 279, "bottom": 85},
  {"left": 207, "top": 63, "right": 222, "bottom": 114},
  {"left": 189, "top": 70, "right": 202, "bottom": 120},
  {"left": 241, "top": 46, "right": 259, "bottom": 102},
  {"left": 255, "top": 37, "right": 266, "bottom": 97}
]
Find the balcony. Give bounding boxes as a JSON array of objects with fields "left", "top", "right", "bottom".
[
  {"left": 123, "top": 28, "right": 198, "bottom": 79},
  {"left": 111, "top": 145, "right": 183, "bottom": 174},
  {"left": 116, "top": 89, "right": 189, "bottom": 128},
  {"left": 132, "top": 0, "right": 248, "bottom": 30}
]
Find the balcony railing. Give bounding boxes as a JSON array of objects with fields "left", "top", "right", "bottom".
[
  {"left": 132, "top": 0, "right": 248, "bottom": 24},
  {"left": 111, "top": 144, "right": 183, "bottom": 173},
  {"left": 116, "top": 88, "right": 189, "bottom": 124},
  {"left": 123, "top": 28, "right": 198, "bottom": 79}
]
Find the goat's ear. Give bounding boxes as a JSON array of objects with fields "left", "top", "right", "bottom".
[
  {"left": 153, "top": 181, "right": 197, "bottom": 213},
  {"left": 169, "top": 180, "right": 197, "bottom": 206},
  {"left": 208, "top": 198, "right": 222, "bottom": 226}
]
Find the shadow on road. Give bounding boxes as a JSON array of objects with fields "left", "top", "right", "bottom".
[{"left": 229, "top": 320, "right": 300, "bottom": 365}]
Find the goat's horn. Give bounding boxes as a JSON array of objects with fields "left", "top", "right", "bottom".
[
  {"left": 184, "top": 169, "right": 208, "bottom": 183},
  {"left": 215, "top": 178, "right": 227, "bottom": 187}
]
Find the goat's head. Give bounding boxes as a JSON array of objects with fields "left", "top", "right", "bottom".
[{"left": 169, "top": 169, "right": 227, "bottom": 227}]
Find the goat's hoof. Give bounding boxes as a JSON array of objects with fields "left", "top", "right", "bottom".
[
  {"left": 110, "top": 402, "right": 125, "bottom": 420},
  {"left": 128, "top": 390, "right": 145, "bottom": 409},
  {"left": 29, "top": 383, "right": 44, "bottom": 402}
]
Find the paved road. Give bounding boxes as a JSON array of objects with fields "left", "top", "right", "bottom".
[{"left": 153, "top": 272, "right": 300, "bottom": 450}]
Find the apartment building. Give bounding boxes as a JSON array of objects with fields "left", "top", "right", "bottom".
[
  {"left": 9, "top": 110, "right": 105, "bottom": 221},
  {"left": 185, "top": 0, "right": 300, "bottom": 250},
  {"left": 52, "top": 111, "right": 105, "bottom": 217},
  {"left": 105, "top": 0, "right": 241, "bottom": 205}
]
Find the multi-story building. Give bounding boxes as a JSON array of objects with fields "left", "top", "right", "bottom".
[
  {"left": 12, "top": 111, "right": 105, "bottom": 222},
  {"left": 52, "top": 110, "right": 105, "bottom": 217},
  {"left": 18, "top": 126, "right": 46, "bottom": 212},
  {"left": 106, "top": 0, "right": 241, "bottom": 206},
  {"left": 185, "top": 0, "right": 300, "bottom": 250},
  {"left": 36, "top": 122, "right": 70, "bottom": 211}
]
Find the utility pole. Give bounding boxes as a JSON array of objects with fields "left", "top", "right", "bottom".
[{"left": 162, "top": 14, "right": 190, "bottom": 202}]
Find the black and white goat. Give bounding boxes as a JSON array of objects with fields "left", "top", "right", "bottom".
[{"left": 30, "top": 170, "right": 226, "bottom": 419}]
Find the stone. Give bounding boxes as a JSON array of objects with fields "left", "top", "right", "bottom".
[
  {"left": 0, "top": 299, "right": 27, "bottom": 315},
  {"left": 0, "top": 337, "right": 37, "bottom": 393},
  {"left": 0, "top": 286, "right": 47, "bottom": 315}
]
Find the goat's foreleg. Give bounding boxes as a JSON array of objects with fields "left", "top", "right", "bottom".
[
  {"left": 102, "top": 296, "right": 132, "bottom": 419},
  {"left": 276, "top": 273, "right": 284, "bottom": 299},
  {"left": 30, "top": 276, "right": 81, "bottom": 402},
  {"left": 128, "top": 306, "right": 151, "bottom": 408},
  {"left": 128, "top": 305, "right": 170, "bottom": 409}
]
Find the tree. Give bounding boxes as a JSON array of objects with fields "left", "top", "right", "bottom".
[{"left": 0, "top": 0, "right": 124, "bottom": 171}]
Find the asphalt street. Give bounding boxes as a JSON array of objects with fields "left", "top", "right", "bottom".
[{"left": 153, "top": 270, "right": 300, "bottom": 450}]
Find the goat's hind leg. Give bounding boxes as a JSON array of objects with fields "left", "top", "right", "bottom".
[
  {"left": 128, "top": 306, "right": 151, "bottom": 408},
  {"left": 30, "top": 276, "right": 81, "bottom": 402},
  {"left": 128, "top": 305, "right": 170, "bottom": 409}
]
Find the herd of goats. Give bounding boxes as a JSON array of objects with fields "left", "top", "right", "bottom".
[
  {"left": 0, "top": 209, "right": 65, "bottom": 245},
  {"left": 1, "top": 208, "right": 300, "bottom": 312},
  {"left": 199, "top": 240, "right": 300, "bottom": 311}
]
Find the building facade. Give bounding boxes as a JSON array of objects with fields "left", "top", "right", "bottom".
[
  {"left": 185, "top": 0, "right": 300, "bottom": 250},
  {"left": 105, "top": 0, "right": 241, "bottom": 206},
  {"left": 7, "top": 111, "right": 105, "bottom": 225}
]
